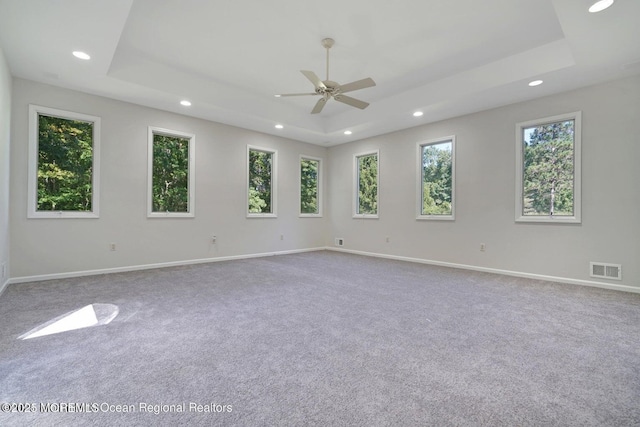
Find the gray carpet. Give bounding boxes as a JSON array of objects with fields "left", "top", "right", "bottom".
[{"left": 1, "top": 251, "right": 639, "bottom": 426}]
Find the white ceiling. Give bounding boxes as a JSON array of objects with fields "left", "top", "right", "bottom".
[{"left": 1, "top": 0, "right": 639, "bottom": 146}]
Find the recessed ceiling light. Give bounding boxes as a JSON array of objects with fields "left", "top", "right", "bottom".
[
  {"left": 274, "top": 94, "right": 282, "bottom": 98},
  {"left": 589, "top": 0, "right": 614, "bottom": 13},
  {"left": 344, "top": 130, "right": 352, "bottom": 135},
  {"left": 72, "top": 51, "right": 90, "bottom": 60},
  {"left": 528, "top": 80, "right": 543, "bottom": 87},
  {"left": 180, "top": 100, "right": 192, "bottom": 106},
  {"left": 413, "top": 111, "right": 424, "bottom": 117},
  {"left": 275, "top": 124, "right": 284, "bottom": 129}
]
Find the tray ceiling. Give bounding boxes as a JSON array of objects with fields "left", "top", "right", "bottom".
[{"left": 1, "top": 0, "right": 638, "bottom": 145}]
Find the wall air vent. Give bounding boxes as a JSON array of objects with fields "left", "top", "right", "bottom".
[{"left": 590, "top": 262, "right": 622, "bottom": 280}]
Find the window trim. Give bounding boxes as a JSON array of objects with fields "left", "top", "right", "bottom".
[
  {"left": 299, "top": 155, "right": 323, "bottom": 218},
  {"left": 416, "top": 135, "right": 456, "bottom": 221},
  {"left": 353, "top": 149, "right": 380, "bottom": 219},
  {"left": 147, "top": 126, "right": 196, "bottom": 218},
  {"left": 28, "top": 105, "right": 101, "bottom": 219},
  {"left": 246, "top": 145, "right": 277, "bottom": 218},
  {"left": 515, "top": 111, "right": 582, "bottom": 224}
]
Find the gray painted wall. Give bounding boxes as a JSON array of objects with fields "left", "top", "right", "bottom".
[
  {"left": 7, "top": 75, "right": 639, "bottom": 290},
  {"left": 10, "top": 79, "right": 327, "bottom": 278},
  {"left": 0, "top": 46, "right": 11, "bottom": 289},
  {"left": 327, "top": 75, "right": 640, "bottom": 289}
]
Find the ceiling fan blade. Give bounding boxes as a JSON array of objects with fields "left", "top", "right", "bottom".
[
  {"left": 334, "top": 94, "right": 369, "bottom": 110},
  {"left": 301, "top": 70, "right": 326, "bottom": 90},
  {"left": 277, "top": 93, "right": 317, "bottom": 97},
  {"left": 311, "top": 97, "right": 327, "bottom": 114},
  {"left": 339, "top": 77, "right": 376, "bottom": 93}
]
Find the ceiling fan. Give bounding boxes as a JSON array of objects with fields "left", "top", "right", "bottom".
[{"left": 276, "top": 38, "right": 376, "bottom": 114}]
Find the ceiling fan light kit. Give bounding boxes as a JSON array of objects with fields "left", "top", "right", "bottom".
[{"left": 277, "top": 38, "right": 376, "bottom": 114}]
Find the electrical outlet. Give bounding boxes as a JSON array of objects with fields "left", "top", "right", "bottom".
[
  {"left": 385, "top": 236, "right": 390, "bottom": 243},
  {"left": 480, "top": 243, "right": 486, "bottom": 252},
  {"left": 280, "top": 234, "right": 284, "bottom": 241},
  {"left": 212, "top": 235, "right": 217, "bottom": 244},
  {"left": 335, "top": 238, "right": 344, "bottom": 247},
  {"left": 110, "top": 243, "right": 116, "bottom": 251}
]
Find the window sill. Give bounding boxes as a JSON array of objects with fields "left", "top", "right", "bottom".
[
  {"left": 247, "top": 213, "right": 277, "bottom": 219},
  {"left": 416, "top": 215, "right": 455, "bottom": 221},
  {"left": 352, "top": 214, "right": 379, "bottom": 220},
  {"left": 28, "top": 211, "right": 99, "bottom": 219},
  {"left": 147, "top": 212, "right": 194, "bottom": 218},
  {"left": 515, "top": 215, "right": 581, "bottom": 224}
]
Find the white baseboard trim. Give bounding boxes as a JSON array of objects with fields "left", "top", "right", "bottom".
[
  {"left": 6, "top": 247, "right": 325, "bottom": 286},
  {"left": 0, "top": 278, "right": 9, "bottom": 297},
  {"left": 5, "top": 246, "right": 638, "bottom": 295},
  {"left": 326, "top": 247, "right": 640, "bottom": 294}
]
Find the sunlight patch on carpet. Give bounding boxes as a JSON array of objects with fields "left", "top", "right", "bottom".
[{"left": 18, "top": 303, "right": 119, "bottom": 340}]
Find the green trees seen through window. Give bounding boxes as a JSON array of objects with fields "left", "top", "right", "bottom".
[
  {"left": 523, "top": 120, "right": 574, "bottom": 216},
  {"left": 37, "top": 114, "right": 94, "bottom": 211},
  {"left": 356, "top": 153, "right": 378, "bottom": 215},
  {"left": 248, "top": 149, "right": 273, "bottom": 213},
  {"left": 421, "top": 141, "right": 453, "bottom": 216},
  {"left": 152, "top": 133, "right": 190, "bottom": 213},
  {"left": 300, "top": 158, "right": 319, "bottom": 214}
]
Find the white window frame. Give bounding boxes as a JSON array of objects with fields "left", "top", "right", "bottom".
[
  {"left": 247, "top": 145, "right": 277, "bottom": 218},
  {"left": 416, "top": 136, "right": 456, "bottom": 221},
  {"left": 28, "top": 105, "right": 101, "bottom": 219},
  {"left": 147, "top": 126, "right": 196, "bottom": 218},
  {"left": 299, "top": 155, "right": 323, "bottom": 218},
  {"left": 515, "top": 111, "right": 582, "bottom": 223},
  {"left": 353, "top": 149, "right": 380, "bottom": 219}
]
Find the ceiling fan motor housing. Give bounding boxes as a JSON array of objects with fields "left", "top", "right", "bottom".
[{"left": 316, "top": 81, "right": 340, "bottom": 96}]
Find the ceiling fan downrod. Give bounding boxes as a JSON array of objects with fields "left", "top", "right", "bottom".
[{"left": 321, "top": 38, "right": 334, "bottom": 81}]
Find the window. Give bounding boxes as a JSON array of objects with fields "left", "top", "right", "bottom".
[
  {"left": 300, "top": 156, "right": 322, "bottom": 217},
  {"left": 353, "top": 150, "right": 379, "bottom": 218},
  {"left": 247, "top": 146, "right": 277, "bottom": 217},
  {"left": 417, "top": 136, "right": 455, "bottom": 220},
  {"left": 147, "top": 127, "right": 195, "bottom": 218},
  {"left": 28, "top": 105, "right": 101, "bottom": 218},
  {"left": 515, "top": 111, "right": 581, "bottom": 223}
]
